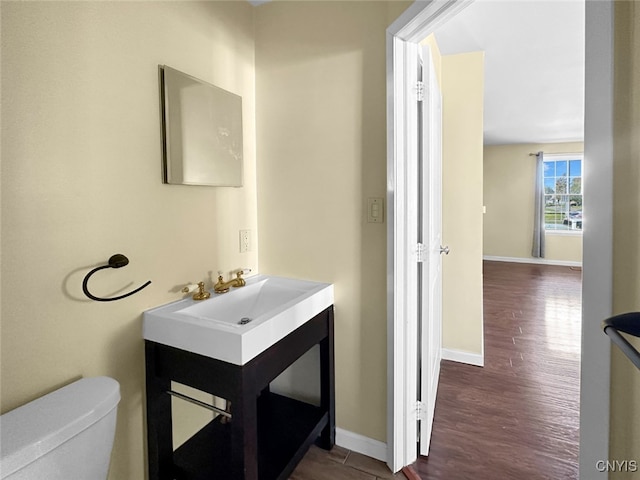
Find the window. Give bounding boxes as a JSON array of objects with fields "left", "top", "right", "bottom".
[{"left": 543, "top": 154, "right": 583, "bottom": 231}]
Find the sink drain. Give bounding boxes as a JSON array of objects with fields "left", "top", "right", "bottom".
[{"left": 238, "top": 317, "right": 252, "bottom": 325}]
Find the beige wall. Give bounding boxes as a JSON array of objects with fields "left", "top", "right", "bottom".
[
  {"left": 440, "top": 52, "right": 485, "bottom": 355},
  {"left": 255, "top": 1, "right": 391, "bottom": 442},
  {"left": 0, "top": 0, "right": 413, "bottom": 466},
  {"left": 1, "top": 2, "right": 257, "bottom": 477},
  {"left": 484, "top": 143, "right": 584, "bottom": 264},
  {"left": 612, "top": 1, "right": 640, "bottom": 475}
]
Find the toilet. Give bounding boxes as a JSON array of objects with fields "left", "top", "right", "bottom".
[{"left": 0, "top": 377, "right": 120, "bottom": 480}]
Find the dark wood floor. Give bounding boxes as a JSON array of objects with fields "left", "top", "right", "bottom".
[
  {"left": 290, "top": 260, "right": 581, "bottom": 479},
  {"left": 413, "top": 260, "right": 582, "bottom": 479}
]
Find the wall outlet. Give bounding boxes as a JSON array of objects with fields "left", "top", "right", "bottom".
[{"left": 239, "top": 229, "right": 251, "bottom": 253}]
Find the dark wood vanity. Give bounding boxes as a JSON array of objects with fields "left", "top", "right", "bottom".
[{"left": 145, "top": 306, "right": 335, "bottom": 480}]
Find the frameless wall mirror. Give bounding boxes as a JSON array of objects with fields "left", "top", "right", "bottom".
[{"left": 160, "top": 65, "right": 243, "bottom": 187}]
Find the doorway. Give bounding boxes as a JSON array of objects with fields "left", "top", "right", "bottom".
[
  {"left": 411, "top": 260, "right": 583, "bottom": 478},
  {"left": 386, "top": 1, "right": 614, "bottom": 477}
]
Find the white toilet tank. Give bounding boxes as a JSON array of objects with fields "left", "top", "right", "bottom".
[{"left": 0, "top": 377, "right": 120, "bottom": 480}]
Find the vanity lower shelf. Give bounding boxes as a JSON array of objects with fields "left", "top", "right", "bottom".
[{"left": 173, "top": 393, "right": 327, "bottom": 480}]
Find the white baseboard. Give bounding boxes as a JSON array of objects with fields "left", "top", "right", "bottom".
[
  {"left": 335, "top": 427, "right": 387, "bottom": 462},
  {"left": 442, "top": 348, "right": 484, "bottom": 367},
  {"left": 483, "top": 255, "right": 582, "bottom": 268}
]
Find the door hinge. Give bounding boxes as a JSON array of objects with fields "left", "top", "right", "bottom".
[
  {"left": 415, "top": 400, "right": 426, "bottom": 421},
  {"left": 416, "top": 81, "right": 425, "bottom": 102},
  {"left": 416, "top": 243, "right": 426, "bottom": 263}
]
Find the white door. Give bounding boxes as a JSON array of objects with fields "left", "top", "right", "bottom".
[{"left": 418, "top": 45, "right": 444, "bottom": 456}]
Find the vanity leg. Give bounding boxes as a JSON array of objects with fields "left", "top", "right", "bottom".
[
  {"left": 145, "top": 343, "right": 174, "bottom": 480},
  {"left": 318, "top": 307, "right": 335, "bottom": 449},
  {"left": 230, "top": 383, "right": 259, "bottom": 479}
]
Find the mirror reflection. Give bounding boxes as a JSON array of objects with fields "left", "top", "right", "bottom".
[{"left": 160, "top": 65, "right": 243, "bottom": 187}]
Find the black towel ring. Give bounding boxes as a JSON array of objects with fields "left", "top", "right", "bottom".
[{"left": 82, "top": 254, "right": 152, "bottom": 302}]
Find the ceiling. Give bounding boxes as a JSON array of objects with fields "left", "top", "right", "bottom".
[
  {"left": 248, "top": 0, "right": 585, "bottom": 146},
  {"left": 433, "top": 0, "right": 585, "bottom": 145}
]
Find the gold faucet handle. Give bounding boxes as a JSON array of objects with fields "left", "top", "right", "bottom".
[
  {"left": 235, "top": 268, "right": 251, "bottom": 278},
  {"left": 235, "top": 268, "right": 251, "bottom": 286},
  {"left": 192, "top": 281, "right": 211, "bottom": 301}
]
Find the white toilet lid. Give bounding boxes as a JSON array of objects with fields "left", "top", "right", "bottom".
[{"left": 0, "top": 377, "right": 120, "bottom": 478}]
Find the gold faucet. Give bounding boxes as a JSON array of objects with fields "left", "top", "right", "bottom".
[
  {"left": 214, "top": 270, "right": 247, "bottom": 294},
  {"left": 182, "top": 282, "right": 211, "bottom": 301}
]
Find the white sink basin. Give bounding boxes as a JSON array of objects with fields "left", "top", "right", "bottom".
[{"left": 143, "top": 275, "right": 334, "bottom": 365}]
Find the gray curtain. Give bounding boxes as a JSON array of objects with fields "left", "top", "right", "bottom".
[{"left": 532, "top": 151, "right": 545, "bottom": 258}]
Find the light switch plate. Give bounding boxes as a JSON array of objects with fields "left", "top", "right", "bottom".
[{"left": 367, "top": 197, "right": 384, "bottom": 223}]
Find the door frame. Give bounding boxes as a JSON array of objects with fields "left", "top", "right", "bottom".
[
  {"left": 385, "top": 1, "right": 613, "bottom": 477},
  {"left": 385, "top": 1, "right": 472, "bottom": 471}
]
